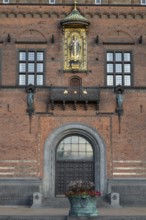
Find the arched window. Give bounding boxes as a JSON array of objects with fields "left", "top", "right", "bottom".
[
  {"left": 70, "top": 77, "right": 82, "bottom": 87},
  {"left": 57, "top": 135, "right": 93, "bottom": 160}
]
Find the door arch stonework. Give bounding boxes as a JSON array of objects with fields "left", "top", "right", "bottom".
[{"left": 43, "top": 123, "right": 107, "bottom": 197}]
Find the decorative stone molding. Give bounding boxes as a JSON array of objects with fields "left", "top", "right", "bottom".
[
  {"left": 0, "top": 9, "right": 145, "bottom": 19},
  {"left": 16, "top": 29, "right": 48, "bottom": 43},
  {"left": 102, "top": 30, "right": 135, "bottom": 44},
  {"left": 43, "top": 123, "right": 107, "bottom": 198}
]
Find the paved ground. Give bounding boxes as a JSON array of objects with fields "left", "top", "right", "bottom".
[{"left": 0, "top": 206, "right": 146, "bottom": 216}]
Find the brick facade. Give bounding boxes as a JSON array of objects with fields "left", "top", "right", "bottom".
[{"left": 0, "top": 2, "right": 146, "bottom": 206}]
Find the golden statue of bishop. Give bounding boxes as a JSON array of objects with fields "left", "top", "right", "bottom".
[{"left": 69, "top": 35, "right": 81, "bottom": 63}]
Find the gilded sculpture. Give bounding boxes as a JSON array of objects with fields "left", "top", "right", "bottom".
[
  {"left": 64, "top": 29, "right": 87, "bottom": 71},
  {"left": 61, "top": 0, "right": 89, "bottom": 71},
  {"left": 69, "top": 35, "right": 81, "bottom": 63}
]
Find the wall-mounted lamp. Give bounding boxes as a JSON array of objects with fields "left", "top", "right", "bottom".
[
  {"left": 114, "top": 84, "right": 124, "bottom": 134},
  {"left": 139, "top": 35, "right": 143, "bottom": 44},
  {"left": 51, "top": 34, "right": 55, "bottom": 44},
  {"left": 26, "top": 84, "right": 35, "bottom": 133},
  {"left": 95, "top": 35, "right": 99, "bottom": 44}
]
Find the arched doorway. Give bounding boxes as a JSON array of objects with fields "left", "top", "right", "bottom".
[
  {"left": 56, "top": 135, "right": 94, "bottom": 196},
  {"left": 43, "top": 123, "right": 106, "bottom": 197}
]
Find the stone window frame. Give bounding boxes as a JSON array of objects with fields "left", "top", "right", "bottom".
[
  {"left": 3, "top": 0, "right": 9, "bottom": 4},
  {"left": 69, "top": 76, "right": 82, "bottom": 87},
  {"left": 95, "top": 0, "right": 101, "bottom": 4},
  {"left": 17, "top": 49, "right": 45, "bottom": 87},
  {"left": 141, "top": 0, "right": 146, "bottom": 5},
  {"left": 106, "top": 50, "right": 132, "bottom": 87},
  {"left": 49, "top": 0, "right": 55, "bottom": 4}
]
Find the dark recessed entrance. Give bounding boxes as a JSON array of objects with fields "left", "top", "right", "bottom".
[{"left": 55, "top": 135, "right": 94, "bottom": 196}]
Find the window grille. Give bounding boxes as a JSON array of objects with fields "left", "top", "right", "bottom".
[
  {"left": 18, "top": 50, "right": 45, "bottom": 86},
  {"left": 106, "top": 51, "right": 132, "bottom": 87}
]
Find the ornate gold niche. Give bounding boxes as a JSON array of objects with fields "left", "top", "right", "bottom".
[
  {"left": 64, "top": 28, "right": 87, "bottom": 71},
  {"left": 60, "top": 2, "right": 90, "bottom": 71}
]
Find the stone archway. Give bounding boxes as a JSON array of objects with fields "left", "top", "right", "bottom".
[{"left": 43, "top": 123, "right": 107, "bottom": 197}]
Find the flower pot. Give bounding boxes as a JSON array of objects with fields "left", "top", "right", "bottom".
[{"left": 68, "top": 195, "right": 99, "bottom": 216}]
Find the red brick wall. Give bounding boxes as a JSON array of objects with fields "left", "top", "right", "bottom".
[{"left": 0, "top": 4, "right": 146, "bottom": 180}]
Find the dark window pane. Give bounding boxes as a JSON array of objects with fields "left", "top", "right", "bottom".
[
  {"left": 19, "top": 52, "right": 26, "bottom": 61},
  {"left": 124, "top": 53, "right": 131, "bottom": 61},
  {"left": 115, "top": 52, "right": 122, "bottom": 61},
  {"left": 19, "top": 63, "right": 26, "bottom": 72},
  {"left": 107, "top": 52, "right": 113, "bottom": 61},
  {"left": 28, "top": 75, "right": 34, "bottom": 85},
  {"left": 107, "top": 75, "right": 114, "bottom": 86},
  {"left": 124, "top": 64, "right": 131, "bottom": 73},
  {"left": 115, "top": 64, "right": 122, "bottom": 73},
  {"left": 28, "top": 52, "right": 35, "bottom": 61},
  {"left": 116, "top": 75, "right": 122, "bottom": 85},
  {"left": 19, "top": 75, "right": 26, "bottom": 85},
  {"left": 124, "top": 75, "right": 131, "bottom": 86},
  {"left": 36, "top": 75, "right": 43, "bottom": 85},
  {"left": 28, "top": 63, "right": 35, "bottom": 72},
  {"left": 37, "top": 52, "right": 44, "bottom": 61},
  {"left": 107, "top": 64, "right": 113, "bottom": 73}
]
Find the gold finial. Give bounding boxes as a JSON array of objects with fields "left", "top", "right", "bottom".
[{"left": 74, "top": 0, "right": 77, "bottom": 10}]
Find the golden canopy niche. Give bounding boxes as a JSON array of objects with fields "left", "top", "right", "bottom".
[{"left": 60, "top": 3, "right": 90, "bottom": 71}]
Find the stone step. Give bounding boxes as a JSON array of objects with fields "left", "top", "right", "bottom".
[
  {"left": 42, "top": 197, "right": 70, "bottom": 208},
  {"left": 0, "top": 216, "right": 146, "bottom": 220},
  {"left": 0, "top": 217, "right": 66, "bottom": 220},
  {"left": 68, "top": 217, "right": 146, "bottom": 220},
  {"left": 42, "top": 197, "right": 110, "bottom": 208}
]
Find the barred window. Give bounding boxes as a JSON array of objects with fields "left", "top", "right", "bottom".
[
  {"left": 18, "top": 50, "right": 45, "bottom": 86},
  {"left": 106, "top": 51, "right": 132, "bottom": 87}
]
